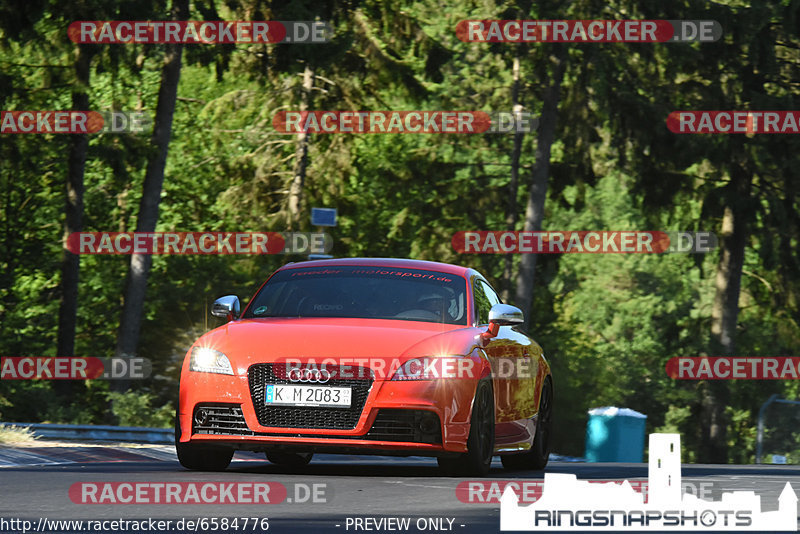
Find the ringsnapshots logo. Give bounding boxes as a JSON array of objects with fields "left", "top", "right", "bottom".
[
  {"left": 456, "top": 20, "right": 722, "bottom": 43},
  {"left": 500, "top": 434, "right": 798, "bottom": 531},
  {"left": 452, "top": 231, "right": 717, "bottom": 254}
]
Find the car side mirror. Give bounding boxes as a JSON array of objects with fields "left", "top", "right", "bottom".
[
  {"left": 481, "top": 303, "right": 524, "bottom": 340},
  {"left": 211, "top": 295, "right": 240, "bottom": 321}
]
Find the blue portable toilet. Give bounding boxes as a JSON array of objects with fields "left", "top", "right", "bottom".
[{"left": 585, "top": 407, "right": 647, "bottom": 462}]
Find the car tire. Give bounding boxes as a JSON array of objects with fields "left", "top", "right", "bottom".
[
  {"left": 438, "top": 378, "right": 495, "bottom": 477},
  {"left": 501, "top": 376, "right": 553, "bottom": 471},
  {"left": 174, "top": 410, "right": 233, "bottom": 471},
  {"left": 266, "top": 452, "right": 313, "bottom": 467}
]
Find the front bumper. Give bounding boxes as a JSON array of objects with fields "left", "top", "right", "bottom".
[{"left": 178, "top": 365, "right": 476, "bottom": 454}]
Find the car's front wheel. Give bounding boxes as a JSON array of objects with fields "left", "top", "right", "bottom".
[
  {"left": 438, "top": 378, "right": 495, "bottom": 476},
  {"left": 175, "top": 411, "right": 233, "bottom": 471},
  {"left": 501, "top": 376, "right": 553, "bottom": 471}
]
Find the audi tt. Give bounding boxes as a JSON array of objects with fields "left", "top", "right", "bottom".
[{"left": 176, "top": 258, "right": 552, "bottom": 475}]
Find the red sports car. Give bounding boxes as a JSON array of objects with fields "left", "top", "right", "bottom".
[{"left": 176, "top": 258, "right": 552, "bottom": 475}]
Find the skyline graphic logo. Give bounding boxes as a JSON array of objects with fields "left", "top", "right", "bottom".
[{"left": 500, "top": 434, "right": 798, "bottom": 531}]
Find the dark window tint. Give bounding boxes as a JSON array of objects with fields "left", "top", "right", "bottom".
[
  {"left": 473, "top": 279, "right": 501, "bottom": 325},
  {"left": 243, "top": 266, "right": 468, "bottom": 325}
]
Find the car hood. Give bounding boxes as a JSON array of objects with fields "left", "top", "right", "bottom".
[{"left": 193, "top": 317, "right": 480, "bottom": 376}]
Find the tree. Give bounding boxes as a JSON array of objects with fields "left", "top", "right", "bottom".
[
  {"left": 115, "top": 0, "right": 189, "bottom": 366},
  {"left": 514, "top": 45, "right": 566, "bottom": 329},
  {"left": 56, "top": 43, "right": 94, "bottom": 361}
]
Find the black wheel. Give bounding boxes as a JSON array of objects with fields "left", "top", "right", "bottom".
[
  {"left": 175, "top": 410, "right": 233, "bottom": 471},
  {"left": 501, "top": 376, "right": 553, "bottom": 471},
  {"left": 438, "top": 379, "right": 495, "bottom": 476},
  {"left": 266, "top": 452, "right": 313, "bottom": 467}
]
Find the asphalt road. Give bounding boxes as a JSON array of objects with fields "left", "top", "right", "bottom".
[{"left": 0, "top": 448, "right": 799, "bottom": 533}]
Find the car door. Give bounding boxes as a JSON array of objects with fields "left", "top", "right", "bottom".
[{"left": 472, "top": 277, "right": 539, "bottom": 424}]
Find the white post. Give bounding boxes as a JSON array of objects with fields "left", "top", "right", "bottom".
[{"left": 648, "top": 433, "right": 682, "bottom": 507}]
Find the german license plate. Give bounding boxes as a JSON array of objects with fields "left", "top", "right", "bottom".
[{"left": 265, "top": 384, "right": 351, "bottom": 408}]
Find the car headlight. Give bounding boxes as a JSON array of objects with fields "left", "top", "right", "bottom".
[
  {"left": 391, "top": 356, "right": 472, "bottom": 380},
  {"left": 189, "top": 347, "right": 234, "bottom": 375}
]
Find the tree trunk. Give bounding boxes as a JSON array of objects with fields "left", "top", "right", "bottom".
[
  {"left": 701, "top": 163, "right": 752, "bottom": 463},
  {"left": 114, "top": 0, "right": 188, "bottom": 373},
  {"left": 287, "top": 65, "right": 314, "bottom": 231},
  {"left": 513, "top": 47, "right": 566, "bottom": 329},
  {"left": 55, "top": 43, "right": 94, "bottom": 398},
  {"left": 501, "top": 54, "right": 523, "bottom": 302}
]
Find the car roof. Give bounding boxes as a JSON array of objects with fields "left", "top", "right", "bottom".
[{"left": 278, "top": 257, "right": 473, "bottom": 277}]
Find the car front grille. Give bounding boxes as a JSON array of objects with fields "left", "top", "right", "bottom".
[
  {"left": 191, "top": 403, "right": 441, "bottom": 445},
  {"left": 248, "top": 363, "right": 373, "bottom": 430}
]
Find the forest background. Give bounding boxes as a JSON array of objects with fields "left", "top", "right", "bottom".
[{"left": 2, "top": 0, "right": 800, "bottom": 463}]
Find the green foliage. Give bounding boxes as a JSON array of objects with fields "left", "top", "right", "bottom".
[
  {"left": 0, "top": 0, "right": 799, "bottom": 466},
  {"left": 540, "top": 173, "right": 713, "bottom": 455},
  {"left": 107, "top": 390, "right": 174, "bottom": 429},
  {"left": 0, "top": 393, "right": 10, "bottom": 420}
]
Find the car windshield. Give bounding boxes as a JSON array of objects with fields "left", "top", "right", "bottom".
[{"left": 243, "top": 265, "right": 468, "bottom": 325}]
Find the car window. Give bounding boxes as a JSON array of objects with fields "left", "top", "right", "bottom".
[
  {"left": 243, "top": 265, "right": 468, "bottom": 325},
  {"left": 473, "top": 279, "right": 501, "bottom": 325}
]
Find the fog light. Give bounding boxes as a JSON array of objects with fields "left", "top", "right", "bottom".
[
  {"left": 419, "top": 412, "right": 439, "bottom": 434},
  {"left": 194, "top": 408, "right": 209, "bottom": 426}
]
